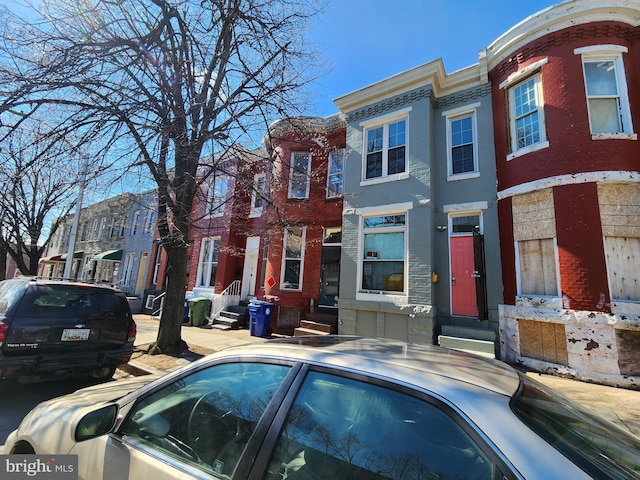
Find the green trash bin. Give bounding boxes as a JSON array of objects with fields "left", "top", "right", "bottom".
[{"left": 187, "top": 297, "right": 211, "bottom": 327}]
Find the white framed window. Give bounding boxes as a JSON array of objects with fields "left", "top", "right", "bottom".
[
  {"left": 108, "top": 217, "right": 116, "bottom": 238},
  {"left": 119, "top": 216, "right": 127, "bottom": 237},
  {"left": 360, "top": 214, "right": 406, "bottom": 294},
  {"left": 363, "top": 118, "right": 407, "bottom": 181},
  {"left": 250, "top": 173, "right": 266, "bottom": 218},
  {"left": 152, "top": 244, "right": 162, "bottom": 285},
  {"left": 288, "top": 152, "right": 311, "bottom": 199},
  {"left": 508, "top": 72, "right": 548, "bottom": 158},
  {"left": 444, "top": 104, "right": 480, "bottom": 180},
  {"left": 91, "top": 219, "right": 99, "bottom": 240},
  {"left": 323, "top": 227, "right": 342, "bottom": 245},
  {"left": 130, "top": 210, "right": 140, "bottom": 236},
  {"left": 80, "top": 222, "right": 88, "bottom": 241},
  {"left": 98, "top": 218, "right": 107, "bottom": 240},
  {"left": 196, "top": 237, "right": 221, "bottom": 288},
  {"left": 145, "top": 294, "right": 156, "bottom": 310},
  {"left": 121, "top": 252, "right": 136, "bottom": 288},
  {"left": 143, "top": 210, "right": 156, "bottom": 234},
  {"left": 575, "top": 45, "right": 634, "bottom": 137},
  {"left": 327, "top": 150, "right": 345, "bottom": 198},
  {"left": 207, "top": 176, "right": 228, "bottom": 217},
  {"left": 281, "top": 227, "right": 305, "bottom": 290}
]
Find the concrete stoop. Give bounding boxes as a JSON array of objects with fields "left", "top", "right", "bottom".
[{"left": 438, "top": 325, "right": 497, "bottom": 359}]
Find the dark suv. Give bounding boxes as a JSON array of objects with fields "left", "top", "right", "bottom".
[{"left": 0, "top": 277, "right": 136, "bottom": 382}]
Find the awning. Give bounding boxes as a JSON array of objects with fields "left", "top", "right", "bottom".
[
  {"left": 39, "top": 251, "right": 84, "bottom": 263},
  {"left": 93, "top": 249, "right": 123, "bottom": 261}
]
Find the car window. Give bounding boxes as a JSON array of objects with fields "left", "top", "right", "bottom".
[
  {"left": 0, "top": 280, "right": 26, "bottom": 315},
  {"left": 120, "top": 361, "right": 291, "bottom": 478},
  {"left": 512, "top": 373, "right": 640, "bottom": 479},
  {"left": 15, "top": 285, "right": 129, "bottom": 318},
  {"left": 264, "top": 371, "right": 498, "bottom": 480}
]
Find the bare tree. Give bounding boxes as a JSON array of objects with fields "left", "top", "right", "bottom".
[
  {"left": 0, "top": 123, "right": 80, "bottom": 276},
  {"left": 0, "top": 0, "right": 323, "bottom": 353}
]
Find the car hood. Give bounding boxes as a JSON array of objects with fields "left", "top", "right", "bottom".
[{"left": 6, "top": 376, "right": 159, "bottom": 454}]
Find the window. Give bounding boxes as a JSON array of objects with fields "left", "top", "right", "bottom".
[
  {"left": 208, "top": 176, "right": 228, "bottom": 217},
  {"left": 196, "top": 237, "right": 220, "bottom": 288},
  {"left": 361, "top": 214, "right": 405, "bottom": 293},
  {"left": 120, "top": 362, "right": 291, "bottom": 479},
  {"left": 365, "top": 119, "right": 406, "bottom": 180},
  {"left": 445, "top": 104, "right": 480, "bottom": 179},
  {"left": 250, "top": 173, "right": 266, "bottom": 218},
  {"left": 120, "top": 253, "right": 136, "bottom": 289},
  {"left": 323, "top": 226, "right": 342, "bottom": 245},
  {"left": 576, "top": 46, "right": 633, "bottom": 136},
  {"left": 108, "top": 217, "right": 117, "bottom": 238},
  {"left": 98, "top": 218, "right": 107, "bottom": 240},
  {"left": 91, "top": 219, "right": 99, "bottom": 240},
  {"left": 327, "top": 150, "right": 345, "bottom": 197},
  {"left": 508, "top": 73, "right": 547, "bottom": 154},
  {"left": 282, "top": 227, "right": 305, "bottom": 290},
  {"left": 119, "top": 216, "right": 127, "bottom": 237},
  {"left": 130, "top": 210, "right": 140, "bottom": 236},
  {"left": 517, "top": 238, "right": 558, "bottom": 296},
  {"left": 265, "top": 371, "right": 498, "bottom": 480},
  {"left": 143, "top": 210, "right": 155, "bottom": 234},
  {"left": 80, "top": 222, "right": 88, "bottom": 241},
  {"left": 288, "top": 152, "right": 311, "bottom": 199},
  {"left": 152, "top": 244, "right": 162, "bottom": 285}
]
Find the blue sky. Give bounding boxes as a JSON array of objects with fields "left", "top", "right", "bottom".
[{"left": 307, "top": 0, "right": 559, "bottom": 116}]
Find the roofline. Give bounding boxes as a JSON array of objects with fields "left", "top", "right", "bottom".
[
  {"left": 333, "top": 59, "right": 485, "bottom": 114},
  {"left": 485, "top": 0, "right": 640, "bottom": 70}
]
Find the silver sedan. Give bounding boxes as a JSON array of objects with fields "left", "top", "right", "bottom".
[{"left": 3, "top": 336, "right": 639, "bottom": 479}]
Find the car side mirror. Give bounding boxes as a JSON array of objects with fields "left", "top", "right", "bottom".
[{"left": 75, "top": 404, "right": 118, "bottom": 442}]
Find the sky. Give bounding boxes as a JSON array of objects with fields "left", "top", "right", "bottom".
[{"left": 306, "top": 0, "right": 560, "bottom": 116}]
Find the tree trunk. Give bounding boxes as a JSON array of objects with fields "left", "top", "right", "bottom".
[
  {"left": 150, "top": 244, "right": 189, "bottom": 354},
  {"left": 0, "top": 243, "right": 7, "bottom": 281}
]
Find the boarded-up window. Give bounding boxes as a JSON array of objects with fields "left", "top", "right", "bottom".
[
  {"left": 605, "top": 237, "right": 640, "bottom": 301},
  {"left": 518, "top": 239, "right": 557, "bottom": 296},
  {"left": 518, "top": 319, "right": 568, "bottom": 365}
]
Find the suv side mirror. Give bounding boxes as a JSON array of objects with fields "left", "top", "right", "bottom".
[{"left": 75, "top": 404, "right": 118, "bottom": 441}]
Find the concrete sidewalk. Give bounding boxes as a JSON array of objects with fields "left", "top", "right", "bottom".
[{"left": 129, "top": 314, "right": 640, "bottom": 438}]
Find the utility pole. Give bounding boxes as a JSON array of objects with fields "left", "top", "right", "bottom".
[{"left": 63, "top": 155, "right": 89, "bottom": 280}]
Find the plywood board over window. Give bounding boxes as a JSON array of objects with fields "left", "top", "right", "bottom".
[
  {"left": 605, "top": 237, "right": 640, "bottom": 301},
  {"left": 518, "top": 238, "right": 557, "bottom": 296},
  {"left": 518, "top": 319, "right": 568, "bottom": 365}
]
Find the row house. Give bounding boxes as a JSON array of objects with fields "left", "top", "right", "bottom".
[
  {"left": 143, "top": 123, "right": 345, "bottom": 336},
  {"left": 485, "top": 0, "right": 640, "bottom": 387},
  {"left": 41, "top": 190, "right": 157, "bottom": 309},
  {"left": 333, "top": 60, "right": 501, "bottom": 352},
  {"left": 330, "top": 0, "right": 639, "bottom": 387}
]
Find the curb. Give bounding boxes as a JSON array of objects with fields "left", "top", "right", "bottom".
[{"left": 118, "top": 360, "right": 164, "bottom": 377}]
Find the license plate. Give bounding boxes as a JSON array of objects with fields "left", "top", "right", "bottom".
[{"left": 61, "top": 328, "right": 91, "bottom": 341}]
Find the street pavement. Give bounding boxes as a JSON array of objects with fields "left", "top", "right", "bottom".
[{"left": 129, "top": 314, "right": 640, "bottom": 438}]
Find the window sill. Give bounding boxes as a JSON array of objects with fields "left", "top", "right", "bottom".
[
  {"left": 447, "top": 171, "right": 480, "bottom": 182},
  {"left": 357, "top": 291, "right": 407, "bottom": 302},
  {"left": 506, "top": 141, "right": 550, "bottom": 161},
  {"left": 360, "top": 172, "right": 409, "bottom": 187},
  {"left": 591, "top": 132, "right": 637, "bottom": 141}
]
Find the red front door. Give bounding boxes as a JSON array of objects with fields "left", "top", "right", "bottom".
[{"left": 450, "top": 236, "right": 477, "bottom": 317}]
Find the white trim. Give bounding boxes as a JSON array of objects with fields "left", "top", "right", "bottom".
[
  {"left": 443, "top": 201, "right": 488, "bottom": 213},
  {"left": 499, "top": 58, "right": 548, "bottom": 90},
  {"left": 574, "top": 45, "right": 628, "bottom": 55},
  {"left": 249, "top": 173, "right": 266, "bottom": 218},
  {"left": 281, "top": 227, "right": 306, "bottom": 291},
  {"left": 360, "top": 171, "right": 410, "bottom": 186},
  {"left": 497, "top": 171, "right": 640, "bottom": 200},
  {"left": 445, "top": 107, "right": 480, "bottom": 180},
  {"left": 441, "top": 102, "right": 481, "bottom": 117},
  {"left": 356, "top": 202, "right": 414, "bottom": 216},
  {"left": 506, "top": 140, "right": 550, "bottom": 161},
  {"left": 359, "top": 106, "right": 412, "bottom": 128}
]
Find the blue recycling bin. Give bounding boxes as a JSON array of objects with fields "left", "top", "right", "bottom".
[{"left": 248, "top": 300, "right": 274, "bottom": 337}]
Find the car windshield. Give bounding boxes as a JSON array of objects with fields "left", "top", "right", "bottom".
[{"left": 512, "top": 373, "right": 640, "bottom": 479}]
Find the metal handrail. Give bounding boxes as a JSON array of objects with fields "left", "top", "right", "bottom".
[{"left": 151, "top": 291, "right": 166, "bottom": 318}]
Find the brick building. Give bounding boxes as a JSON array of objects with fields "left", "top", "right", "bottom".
[{"left": 486, "top": 0, "right": 640, "bottom": 387}]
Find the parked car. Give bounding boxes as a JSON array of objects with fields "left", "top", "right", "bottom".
[
  {"left": 0, "top": 277, "right": 136, "bottom": 382},
  {"left": 3, "top": 336, "right": 639, "bottom": 479}
]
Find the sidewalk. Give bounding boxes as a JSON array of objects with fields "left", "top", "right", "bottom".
[{"left": 129, "top": 314, "right": 640, "bottom": 438}]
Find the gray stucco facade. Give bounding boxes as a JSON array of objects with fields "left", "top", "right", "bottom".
[{"left": 335, "top": 59, "right": 502, "bottom": 352}]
